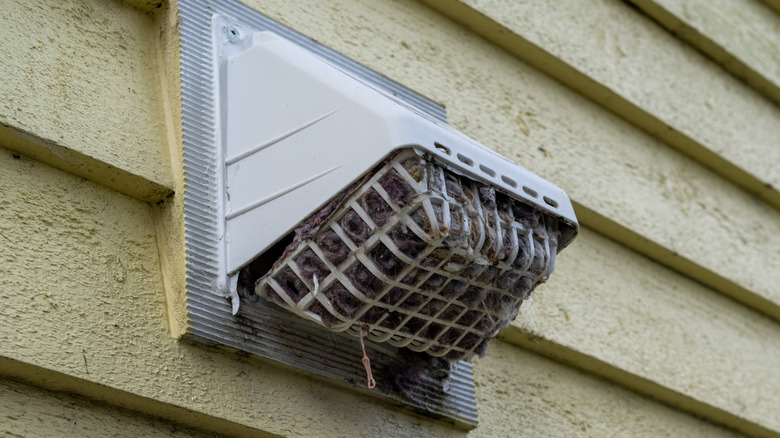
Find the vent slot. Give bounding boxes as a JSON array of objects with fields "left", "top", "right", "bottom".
[
  {"left": 434, "top": 142, "right": 451, "bottom": 155},
  {"left": 457, "top": 153, "right": 474, "bottom": 167},
  {"left": 479, "top": 164, "right": 496, "bottom": 178},
  {"left": 501, "top": 175, "right": 518, "bottom": 188},
  {"left": 543, "top": 196, "right": 559, "bottom": 208},
  {"left": 522, "top": 186, "right": 539, "bottom": 198}
]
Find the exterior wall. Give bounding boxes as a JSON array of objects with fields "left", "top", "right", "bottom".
[
  {"left": 0, "top": 377, "right": 214, "bottom": 438},
  {"left": 1, "top": 0, "right": 778, "bottom": 437},
  {"left": 0, "top": 0, "right": 173, "bottom": 202}
]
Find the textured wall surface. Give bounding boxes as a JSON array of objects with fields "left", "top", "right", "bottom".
[
  {"left": 630, "top": 0, "right": 780, "bottom": 105},
  {"left": 1, "top": 0, "right": 778, "bottom": 436},
  {"left": 0, "top": 377, "right": 213, "bottom": 438},
  {"left": 0, "top": 0, "right": 172, "bottom": 201}
]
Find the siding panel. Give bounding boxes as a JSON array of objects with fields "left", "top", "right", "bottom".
[
  {"left": 473, "top": 340, "right": 744, "bottom": 438},
  {"left": 419, "top": 0, "right": 780, "bottom": 210},
  {"left": 0, "top": 0, "right": 173, "bottom": 195},
  {"left": 629, "top": 0, "right": 780, "bottom": 106},
  {"left": 0, "top": 378, "right": 219, "bottom": 438},
  {"left": 506, "top": 228, "right": 780, "bottom": 436}
]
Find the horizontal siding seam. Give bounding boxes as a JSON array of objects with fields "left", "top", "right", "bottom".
[
  {"left": 417, "top": 0, "right": 780, "bottom": 212},
  {"left": 498, "top": 327, "right": 779, "bottom": 438},
  {"left": 0, "top": 125, "right": 174, "bottom": 204},
  {"left": 573, "top": 202, "right": 780, "bottom": 323},
  {"left": 627, "top": 0, "right": 780, "bottom": 108},
  {"left": 0, "top": 356, "right": 282, "bottom": 438}
]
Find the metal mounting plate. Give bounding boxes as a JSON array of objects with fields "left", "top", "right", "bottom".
[{"left": 179, "top": 0, "right": 481, "bottom": 427}]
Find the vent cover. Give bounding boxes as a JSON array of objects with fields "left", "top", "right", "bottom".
[{"left": 221, "top": 29, "right": 577, "bottom": 294}]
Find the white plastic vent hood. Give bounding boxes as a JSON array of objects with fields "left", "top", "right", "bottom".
[{"left": 221, "top": 31, "right": 578, "bottom": 299}]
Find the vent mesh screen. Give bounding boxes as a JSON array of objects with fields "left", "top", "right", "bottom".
[{"left": 243, "top": 148, "right": 560, "bottom": 360}]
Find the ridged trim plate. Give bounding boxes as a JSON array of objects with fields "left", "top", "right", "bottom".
[{"left": 179, "top": 0, "right": 478, "bottom": 428}]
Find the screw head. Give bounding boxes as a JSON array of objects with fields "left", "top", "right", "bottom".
[{"left": 226, "top": 26, "right": 241, "bottom": 43}]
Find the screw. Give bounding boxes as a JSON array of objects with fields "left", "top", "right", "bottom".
[{"left": 226, "top": 26, "right": 241, "bottom": 43}]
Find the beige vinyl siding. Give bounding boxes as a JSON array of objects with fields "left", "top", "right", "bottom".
[
  {"left": 0, "top": 377, "right": 218, "bottom": 438},
  {"left": 474, "top": 340, "right": 742, "bottom": 438},
  {"left": 0, "top": 0, "right": 172, "bottom": 201},
  {"left": 419, "top": 0, "right": 780, "bottom": 210},
  {"left": 509, "top": 228, "right": 780, "bottom": 436},
  {"left": 629, "top": 0, "right": 780, "bottom": 106}
]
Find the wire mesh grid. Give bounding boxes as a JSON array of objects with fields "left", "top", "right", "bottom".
[{"left": 243, "top": 149, "right": 560, "bottom": 360}]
